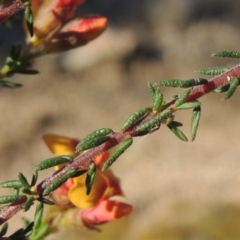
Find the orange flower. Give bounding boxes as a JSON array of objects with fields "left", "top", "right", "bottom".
[
  {"left": 45, "top": 16, "right": 107, "bottom": 53},
  {"left": 25, "top": 0, "right": 107, "bottom": 56},
  {"left": 43, "top": 134, "right": 132, "bottom": 230}
]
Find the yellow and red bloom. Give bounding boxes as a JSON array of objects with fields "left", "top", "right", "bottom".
[
  {"left": 43, "top": 134, "right": 132, "bottom": 231},
  {"left": 25, "top": 0, "right": 107, "bottom": 56}
]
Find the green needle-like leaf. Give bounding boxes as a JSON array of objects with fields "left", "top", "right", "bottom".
[
  {"left": 213, "top": 84, "right": 230, "bottom": 93},
  {"left": 38, "top": 197, "right": 55, "bottom": 205},
  {"left": 0, "top": 195, "right": 24, "bottom": 204},
  {"left": 0, "top": 80, "right": 22, "bottom": 88},
  {"left": 43, "top": 169, "right": 77, "bottom": 196},
  {"left": 175, "top": 89, "right": 191, "bottom": 107},
  {"left": 0, "top": 223, "right": 8, "bottom": 236},
  {"left": 85, "top": 163, "right": 96, "bottom": 195},
  {"left": 33, "top": 202, "right": 44, "bottom": 232},
  {"left": 191, "top": 106, "right": 201, "bottom": 141},
  {"left": 155, "top": 78, "right": 208, "bottom": 88},
  {"left": 121, "top": 107, "right": 151, "bottom": 131},
  {"left": 137, "top": 109, "right": 172, "bottom": 134},
  {"left": 23, "top": 197, "right": 34, "bottom": 212},
  {"left": 24, "top": 6, "right": 34, "bottom": 37},
  {"left": 197, "top": 67, "right": 228, "bottom": 75},
  {"left": 31, "top": 171, "right": 38, "bottom": 187},
  {"left": 76, "top": 136, "right": 110, "bottom": 152},
  {"left": 213, "top": 50, "right": 240, "bottom": 58},
  {"left": 18, "top": 173, "right": 30, "bottom": 189},
  {"left": 34, "top": 155, "right": 73, "bottom": 172},
  {"left": 167, "top": 123, "right": 188, "bottom": 142},
  {"left": 102, "top": 138, "right": 133, "bottom": 170},
  {"left": 76, "top": 128, "right": 113, "bottom": 152},
  {"left": 225, "top": 77, "right": 239, "bottom": 99},
  {"left": 176, "top": 101, "right": 201, "bottom": 110},
  {"left": 0, "top": 180, "right": 22, "bottom": 189}
]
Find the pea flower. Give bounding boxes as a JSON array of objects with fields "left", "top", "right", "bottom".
[
  {"left": 25, "top": 0, "right": 107, "bottom": 56},
  {"left": 43, "top": 134, "right": 132, "bottom": 231}
]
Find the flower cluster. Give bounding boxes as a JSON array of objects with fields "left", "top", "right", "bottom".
[
  {"left": 43, "top": 134, "right": 132, "bottom": 231},
  {"left": 26, "top": 0, "right": 107, "bottom": 56}
]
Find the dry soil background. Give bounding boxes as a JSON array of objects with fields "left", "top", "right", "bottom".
[{"left": 1, "top": 0, "right": 240, "bottom": 239}]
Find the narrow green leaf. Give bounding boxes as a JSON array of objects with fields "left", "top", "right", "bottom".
[
  {"left": 43, "top": 169, "right": 77, "bottom": 196},
  {"left": 168, "top": 121, "right": 183, "bottom": 127},
  {"left": 38, "top": 197, "right": 55, "bottom": 205},
  {"left": 153, "top": 89, "right": 164, "bottom": 112},
  {"left": 18, "top": 173, "right": 30, "bottom": 189},
  {"left": 0, "top": 180, "right": 22, "bottom": 189},
  {"left": 71, "top": 169, "right": 87, "bottom": 178},
  {"left": 34, "top": 155, "right": 73, "bottom": 172},
  {"left": 213, "top": 50, "right": 240, "bottom": 58},
  {"left": 0, "top": 80, "right": 22, "bottom": 88},
  {"left": 148, "top": 82, "right": 156, "bottom": 102},
  {"left": 0, "top": 195, "right": 24, "bottom": 204},
  {"left": 85, "top": 163, "right": 96, "bottom": 195},
  {"left": 76, "top": 128, "right": 113, "bottom": 152},
  {"left": 155, "top": 78, "right": 208, "bottom": 88},
  {"left": 102, "top": 138, "right": 133, "bottom": 170},
  {"left": 175, "top": 89, "right": 191, "bottom": 107},
  {"left": 76, "top": 135, "right": 110, "bottom": 152},
  {"left": 167, "top": 123, "right": 188, "bottom": 142},
  {"left": 30, "top": 221, "right": 48, "bottom": 240},
  {"left": 121, "top": 107, "right": 151, "bottom": 131},
  {"left": 137, "top": 109, "right": 172, "bottom": 134},
  {"left": 176, "top": 101, "right": 201, "bottom": 110},
  {"left": 31, "top": 171, "right": 38, "bottom": 187},
  {"left": 225, "top": 77, "right": 239, "bottom": 100},
  {"left": 22, "top": 189, "right": 32, "bottom": 195},
  {"left": 191, "top": 106, "right": 201, "bottom": 141},
  {"left": 24, "top": 6, "right": 34, "bottom": 37},
  {"left": 82, "top": 128, "right": 113, "bottom": 141},
  {"left": 23, "top": 197, "right": 34, "bottom": 212},
  {"left": 33, "top": 202, "right": 44, "bottom": 231},
  {"left": 0, "top": 223, "right": 8, "bottom": 236},
  {"left": 197, "top": 67, "right": 228, "bottom": 75},
  {"left": 213, "top": 84, "right": 230, "bottom": 93}
]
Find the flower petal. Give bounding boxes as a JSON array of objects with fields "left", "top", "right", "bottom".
[
  {"left": 45, "top": 16, "right": 108, "bottom": 53},
  {"left": 81, "top": 199, "right": 132, "bottom": 229},
  {"left": 43, "top": 134, "right": 79, "bottom": 156},
  {"left": 68, "top": 170, "right": 107, "bottom": 209}
]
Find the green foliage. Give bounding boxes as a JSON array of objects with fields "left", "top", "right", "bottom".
[
  {"left": 34, "top": 156, "right": 73, "bottom": 172},
  {"left": 0, "top": 80, "right": 22, "bottom": 88},
  {"left": 121, "top": 107, "right": 151, "bottom": 131},
  {"left": 191, "top": 106, "right": 201, "bottom": 141},
  {"left": 148, "top": 83, "right": 164, "bottom": 112},
  {"left": 197, "top": 67, "right": 228, "bottom": 75},
  {"left": 155, "top": 78, "right": 208, "bottom": 88},
  {"left": 43, "top": 169, "right": 78, "bottom": 195},
  {"left": 102, "top": 138, "right": 133, "bottom": 170},
  {"left": 85, "top": 163, "right": 96, "bottom": 195},
  {"left": 224, "top": 77, "right": 239, "bottom": 99},
  {"left": 24, "top": 3, "right": 34, "bottom": 37},
  {"left": 76, "top": 128, "right": 113, "bottom": 152},
  {"left": 167, "top": 121, "right": 188, "bottom": 142},
  {"left": 213, "top": 50, "right": 240, "bottom": 58}
]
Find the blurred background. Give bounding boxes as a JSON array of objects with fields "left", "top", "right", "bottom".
[{"left": 1, "top": 0, "right": 240, "bottom": 239}]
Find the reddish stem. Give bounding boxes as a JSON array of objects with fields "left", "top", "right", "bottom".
[
  {"left": 187, "top": 63, "right": 240, "bottom": 101},
  {"left": 0, "top": 0, "right": 25, "bottom": 24},
  {"left": 0, "top": 195, "right": 27, "bottom": 225},
  {"left": 1, "top": 63, "right": 240, "bottom": 225}
]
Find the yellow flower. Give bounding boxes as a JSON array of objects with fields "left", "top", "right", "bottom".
[{"left": 43, "top": 134, "right": 132, "bottom": 230}]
